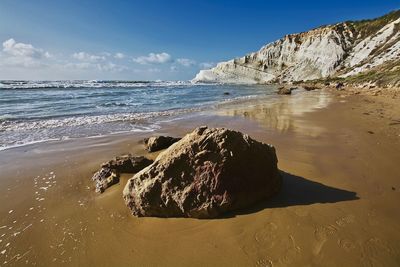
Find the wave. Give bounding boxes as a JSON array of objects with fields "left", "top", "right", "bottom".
[
  {"left": 0, "top": 80, "right": 215, "bottom": 90},
  {"left": 0, "top": 108, "right": 202, "bottom": 132}
]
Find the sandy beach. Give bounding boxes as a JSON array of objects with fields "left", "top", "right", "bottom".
[{"left": 0, "top": 88, "right": 399, "bottom": 266}]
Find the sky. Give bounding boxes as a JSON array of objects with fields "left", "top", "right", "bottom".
[{"left": 0, "top": 0, "right": 399, "bottom": 81}]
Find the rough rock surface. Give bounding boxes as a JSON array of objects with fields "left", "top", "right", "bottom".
[
  {"left": 144, "top": 136, "right": 181, "bottom": 152},
  {"left": 303, "top": 85, "right": 320, "bottom": 91},
  {"left": 92, "top": 168, "right": 119, "bottom": 193},
  {"left": 92, "top": 155, "right": 153, "bottom": 193},
  {"left": 101, "top": 155, "right": 153, "bottom": 173},
  {"left": 192, "top": 11, "right": 400, "bottom": 84},
  {"left": 277, "top": 86, "right": 293, "bottom": 95},
  {"left": 123, "top": 126, "right": 282, "bottom": 218}
]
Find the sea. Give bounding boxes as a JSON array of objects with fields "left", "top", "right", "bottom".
[{"left": 0, "top": 80, "right": 278, "bottom": 151}]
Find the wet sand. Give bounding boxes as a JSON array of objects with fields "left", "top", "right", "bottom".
[{"left": 0, "top": 88, "right": 400, "bottom": 266}]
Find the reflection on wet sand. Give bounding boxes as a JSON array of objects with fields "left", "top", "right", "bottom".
[{"left": 216, "top": 90, "right": 331, "bottom": 136}]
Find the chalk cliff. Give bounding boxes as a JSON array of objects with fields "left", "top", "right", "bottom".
[{"left": 193, "top": 11, "right": 400, "bottom": 84}]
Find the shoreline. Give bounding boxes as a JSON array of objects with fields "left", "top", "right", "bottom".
[{"left": 1, "top": 89, "right": 400, "bottom": 266}]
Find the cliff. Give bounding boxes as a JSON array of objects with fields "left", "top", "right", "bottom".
[{"left": 193, "top": 10, "right": 400, "bottom": 85}]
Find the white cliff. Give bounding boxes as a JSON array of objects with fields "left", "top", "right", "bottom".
[{"left": 193, "top": 11, "right": 400, "bottom": 84}]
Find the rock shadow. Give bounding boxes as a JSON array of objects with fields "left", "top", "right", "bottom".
[{"left": 224, "top": 171, "right": 359, "bottom": 218}]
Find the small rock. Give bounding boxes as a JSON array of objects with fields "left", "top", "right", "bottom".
[
  {"left": 336, "top": 82, "right": 344, "bottom": 90},
  {"left": 101, "top": 155, "right": 153, "bottom": 173},
  {"left": 303, "top": 85, "right": 320, "bottom": 91},
  {"left": 277, "top": 87, "right": 293, "bottom": 95},
  {"left": 92, "top": 168, "right": 119, "bottom": 193},
  {"left": 144, "top": 136, "right": 181, "bottom": 152},
  {"left": 93, "top": 155, "right": 153, "bottom": 193},
  {"left": 223, "top": 92, "right": 230, "bottom": 95}
]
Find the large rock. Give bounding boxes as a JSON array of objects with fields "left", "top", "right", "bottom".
[
  {"left": 144, "top": 136, "right": 181, "bottom": 152},
  {"left": 92, "top": 155, "right": 153, "bottom": 193},
  {"left": 123, "top": 126, "right": 282, "bottom": 218}
]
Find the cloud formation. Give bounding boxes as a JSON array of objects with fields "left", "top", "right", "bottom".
[
  {"left": 72, "top": 52, "right": 106, "bottom": 62},
  {"left": 176, "top": 58, "right": 196, "bottom": 67},
  {"left": 1, "top": 38, "right": 51, "bottom": 68},
  {"left": 3, "top": 38, "right": 51, "bottom": 59},
  {"left": 0, "top": 38, "right": 205, "bottom": 80},
  {"left": 114, "top": 52, "right": 125, "bottom": 59},
  {"left": 133, "top": 52, "right": 172, "bottom": 64}
]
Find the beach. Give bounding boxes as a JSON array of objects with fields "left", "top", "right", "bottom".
[{"left": 0, "top": 87, "right": 399, "bottom": 266}]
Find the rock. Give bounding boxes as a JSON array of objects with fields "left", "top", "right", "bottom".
[
  {"left": 277, "top": 86, "right": 292, "bottom": 95},
  {"left": 123, "top": 126, "right": 282, "bottom": 218},
  {"left": 101, "top": 155, "right": 153, "bottom": 173},
  {"left": 336, "top": 82, "right": 344, "bottom": 90},
  {"left": 92, "top": 155, "right": 153, "bottom": 193},
  {"left": 303, "top": 85, "right": 320, "bottom": 91},
  {"left": 92, "top": 168, "right": 119, "bottom": 193},
  {"left": 144, "top": 136, "right": 181, "bottom": 152},
  {"left": 223, "top": 92, "right": 230, "bottom": 95},
  {"left": 372, "top": 90, "right": 381, "bottom": 96}
]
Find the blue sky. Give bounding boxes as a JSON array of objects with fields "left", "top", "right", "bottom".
[{"left": 0, "top": 0, "right": 398, "bottom": 80}]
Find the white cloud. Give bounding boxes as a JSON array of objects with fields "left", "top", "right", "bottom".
[
  {"left": 114, "top": 52, "right": 125, "bottom": 59},
  {"left": 97, "top": 62, "right": 128, "bottom": 72},
  {"left": 0, "top": 38, "right": 195, "bottom": 80},
  {"left": 63, "top": 62, "right": 128, "bottom": 73},
  {"left": 133, "top": 52, "right": 172, "bottom": 64},
  {"left": 199, "top": 62, "right": 215, "bottom": 69},
  {"left": 176, "top": 58, "right": 196, "bottom": 67},
  {"left": 1, "top": 38, "right": 51, "bottom": 68},
  {"left": 63, "top": 62, "right": 93, "bottom": 70},
  {"left": 2, "top": 38, "right": 51, "bottom": 59},
  {"left": 72, "top": 52, "right": 106, "bottom": 62}
]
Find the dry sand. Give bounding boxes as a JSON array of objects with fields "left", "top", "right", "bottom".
[{"left": 0, "top": 88, "right": 399, "bottom": 266}]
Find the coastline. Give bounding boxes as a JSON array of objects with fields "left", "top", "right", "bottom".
[{"left": 1, "top": 88, "right": 400, "bottom": 266}]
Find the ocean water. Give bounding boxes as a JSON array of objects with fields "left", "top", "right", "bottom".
[{"left": 0, "top": 80, "right": 276, "bottom": 151}]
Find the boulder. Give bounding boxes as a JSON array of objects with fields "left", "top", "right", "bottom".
[
  {"left": 144, "top": 136, "right": 181, "bottom": 152},
  {"left": 277, "top": 86, "right": 294, "bottom": 95},
  {"left": 303, "top": 85, "right": 320, "bottom": 91},
  {"left": 123, "top": 126, "right": 282, "bottom": 218},
  {"left": 92, "top": 155, "right": 153, "bottom": 193}
]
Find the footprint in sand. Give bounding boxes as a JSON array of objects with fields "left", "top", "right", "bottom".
[
  {"left": 313, "top": 213, "right": 354, "bottom": 256},
  {"left": 335, "top": 214, "right": 355, "bottom": 227},
  {"left": 255, "top": 258, "right": 273, "bottom": 267},
  {"left": 278, "top": 235, "right": 301, "bottom": 265},
  {"left": 254, "top": 222, "right": 278, "bottom": 249},
  {"left": 338, "top": 238, "right": 356, "bottom": 252},
  {"left": 313, "top": 225, "right": 337, "bottom": 255}
]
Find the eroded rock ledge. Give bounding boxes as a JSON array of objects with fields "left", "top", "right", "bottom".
[
  {"left": 92, "top": 155, "right": 153, "bottom": 193},
  {"left": 123, "top": 126, "right": 282, "bottom": 218}
]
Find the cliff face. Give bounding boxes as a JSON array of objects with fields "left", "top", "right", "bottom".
[{"left": 193, "top": 11, "right": 400, "bottom": 84}]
